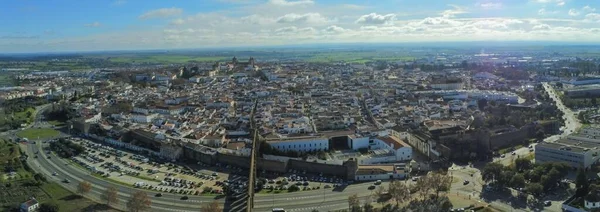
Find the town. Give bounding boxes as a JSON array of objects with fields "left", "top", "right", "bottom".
[{"left": 1, "top": 45, "right": 600, "bottom": 212}]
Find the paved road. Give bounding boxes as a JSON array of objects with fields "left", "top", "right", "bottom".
[
  {"left": 542, "top": 82, "right": 581, "bottom": 137},
  {"left": 23, "top": 139, "right": 383, "bottom": 212}
]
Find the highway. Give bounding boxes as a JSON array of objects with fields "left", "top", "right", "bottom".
[
  {"left": 23, "top": 138, "right": 381, "bottom": 212},
  {"left": 542, "top": 82, "right": 581, "bottom": 138}
]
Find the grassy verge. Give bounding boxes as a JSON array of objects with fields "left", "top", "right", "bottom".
[
  {"left": 48, "top": 120, "right": 66, "bottom": 127},
  {"left": 16, "top": 128, "right": 60, "bottom": 140},
  {"left": 498, "top": 144, "right": 523, "bottom": 155}
]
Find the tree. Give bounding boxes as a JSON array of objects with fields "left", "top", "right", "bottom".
[
  {"left": 103, "top": 186, "right": 118, "bottom": 206},
  {"left": 127, "top": 191, "right": 152, "bottom": 212},
  {"left": 348, "top": 194, "right": 361, "bottom": 212},
  {"left": 526, "top": 183, "right": 543, "bottom": 197},
  {"left": 515, "top": 158, "right": 532, "bottom": 172},
  {"left": 201, "top": 201, "right": 222, "bottom": 212},
  {"left": 363, "top": 195, "right": 374, "bottom": 212},
  {"left": 374, "top": 185, "right": 387, "bottom": 205},
  {"left": 39, "top": 201, "right": 59, "bottom": 212},
  {"left": 388, "top": 181, "right": 410, "bottom": 205},
  {"left": 429, "top": 172, "right": 452, "bottom": 198},
  {"left": 576, "top": 168, "right": 590, "bottom": 197},
  {"left": 510, "top": 174, "right": 526, "bottom": 189},
  {"left": 482, "top": 163, "right": 504, "bottom": 184},
  {"left": 77, "top": 181, "right": 92, "bottom": 196}
]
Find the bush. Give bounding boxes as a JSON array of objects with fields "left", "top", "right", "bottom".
[{"left": 288, "top": 185, "right": 300, "bottom": 192}]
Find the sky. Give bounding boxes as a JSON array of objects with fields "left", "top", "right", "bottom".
[{"left": 1, "top": 0, "right": 600, "bottom": 53}]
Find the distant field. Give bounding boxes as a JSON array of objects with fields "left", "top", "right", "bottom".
[
  {"left": 303, "top": 52, "right": 416, "bottom": 63},
  {"left": 0, "top": 74, "right": 14, "bottom": 86},
  {"left": 107, "top": 55, "right": 228, "bottom": 63}
]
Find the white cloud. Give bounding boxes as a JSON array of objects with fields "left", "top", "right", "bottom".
[
  {"left": 139, "top": 7, "right": 183, "bottom": 20},
  {"left": 355, "top": 13, "right": 396, "bottom": 25},
  {"left": 84, "top": 22, "right": 101, "bottom": 27},
  {"left": 586, "top": 13, "right": 600, "bottom": 22},
  {"left": 440, "top": 5, "right": 468, "bottom": 18},
  {"left": 342, "top": 4, "right": 367, "bottom": 10},
  {"left": 533, "top": 0, "right": 565, "bottom": 6},
  {"left": 276, "top": 13, "right": 329, "bottom": 24},
  {"left": 477, "top": 2, "right": 502, "bottom": 10},
  {"left": 269, "top": 0, "right": 314, "bottom": 6},
  {"left": 274, "top": 26, "right": 315, "bottom": 35},
  {"left": 323, "top": 25, "right": 346, "bottom": 33},
  {"left": 241, "top": 15, "right": 275, "bottom": 25},
  {"left": 583, "top": 6, "right": 596, "bottom": 12},
  {"left": 568, "top": 9, "right": 580, "bottom": 16},
  {"left": 532, "top": 24, "right": 551, "bottom": 30},
  {"left": 170, "top": 18, "right": 185, "bottom": 25},
  {"left": 538, "top": 8, "right": 559, "bottom": 15}
]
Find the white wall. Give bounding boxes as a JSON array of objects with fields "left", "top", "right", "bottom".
[
  {"left": 269, "top": 138, "right": 329, "bottom": 152},
  {"left": 395, "top": 147, "right": 412, "bottom": 161},
  {"left": 350, "top": 136, "right": 369, "bottom": 150}
]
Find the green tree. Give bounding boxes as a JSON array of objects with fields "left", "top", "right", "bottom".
[
  {"left": 348, "top": 194, "right": 361, "bottom": 212},
  {"left": 515, "top": 158, "right": 532, "bottom": 172},
  {"left": 526, "top": 183, "right": 544, "bottom": 197},
  {"left": 510, "top": 174, "right": 526, "bottom": 188},
  {"left": 576, "top": 168, "right": 589, "bottom": 197},
  {"left": 482, "top": 163, "right": 504, "bottom": 183},
  {"left": 39, "top": 201, "right": 59, "bottom": 212}
]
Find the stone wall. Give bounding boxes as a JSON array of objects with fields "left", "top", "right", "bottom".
[{"left": 288, "top": 159, "right": 350, "bottom": 179}]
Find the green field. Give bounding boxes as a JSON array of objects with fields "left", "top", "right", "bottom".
[
  {"left": 303, "top": 52, "right": 416, "bottom": 63},
  {"left": 48, "top": 120, "right": 66, "bottom": 127},
  {"left": 16, "top": 128, "right": 60, "bottom": 140},
  {"left": 107, "top": 55, "right": 228, "bottom": 64},
  {"left": 13, "top": 107, "right": 36, "bottom": 124}
]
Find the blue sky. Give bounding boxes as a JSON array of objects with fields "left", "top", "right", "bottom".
[{"left": 1, "top": 0, "right": 600, "bottom": 52}]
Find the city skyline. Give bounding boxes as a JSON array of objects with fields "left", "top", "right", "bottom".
[{"left": 2, "top": 0, "right": 600, "bottom": 53}]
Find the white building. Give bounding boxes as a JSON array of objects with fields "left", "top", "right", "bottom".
[
  {"left": 585, "top": 192, "right": 600, "bottom": 210},
  {"left": 20, "top": 198, "right": 39, "bottom": 212},
  {"left": 267, "top": 137, "right": 329, "bottom": 152},
  {"left": 535, "top": 137, "right": 600, "bottom": 170},
  {"left": 372, "top": 136, "right": 412, "bottom": 161},
  {"left": 355, "top": 164, "right": 407, "bottom": 181},
  {"left": 131, "top": 113, "right": 158, "bottom": 123}
]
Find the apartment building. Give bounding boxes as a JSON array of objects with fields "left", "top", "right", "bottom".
[
  {"left": 535, "top": 137, "right": 600, "bottom": 169},
  {"left": 267, "top": 137, "right": 329, "bottom": 152}
]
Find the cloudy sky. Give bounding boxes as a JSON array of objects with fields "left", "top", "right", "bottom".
[{"left": 2, "top": 0, "right": 600, "bottom": 53}]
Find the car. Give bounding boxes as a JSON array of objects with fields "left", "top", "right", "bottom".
[
  {"left": 368, "top": 185, "right": 376, "bottom": 190},
  {"left": 511, "top": 152, "right": 516, "bottom": 155},
  {"left": 500, "top": 154, "right": 505, "bottom": 158},
  {"left": 463, "top": 180, "right": 470, "bottom": 185},
  {"left": 63, "top": 179, "right": 70, "bottom": 183},
  {"left": 52, "top": 172, "right": 58, "bottom": 176},
  {"left": 181, "top": 196, "right": 188, "bottom": 200},
  {"left": 412, "top": 177, "right": 418, "bottom": 182},
  {"left": 374, "top": 180, "right": 382, "bottom": 185},
  {"left": 544, "top": 201, "right": 552, "bottom": 206},
  {"left": 324, "top": 185, "right": 331, "bottom": 188},
  {"left": 155, "top": 193, "right": 163, "bottom": 197}
]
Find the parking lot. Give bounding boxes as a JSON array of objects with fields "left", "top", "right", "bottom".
[
  {"left": 61, "top": 138, "right": 249, "bottom": 196},
  {"left": 45, "top": 137, "right": 362, "bottom": 198}
]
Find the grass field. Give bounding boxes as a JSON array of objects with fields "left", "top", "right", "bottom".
[
  {"left": 48, "top": 120, "right": 66, "bottom": 127},
  {"left": 108, "top": 55, "right": 228, "bottom": 64},
  {"left": 0, "top": 74, "right": 14, "bottom": 86},
  {"left": 16, "top": 128, "right": 60, "bottom": 140},
  {"left": 13, "top": 107, "right": 36, "bottom": 124}
]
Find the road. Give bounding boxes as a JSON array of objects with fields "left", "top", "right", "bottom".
[
  {"left": 542, "top": 82, "right": 581, "bottom": 138},
  {"left": 23, "top": 139, "right": 383, "bottom": 212}
]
